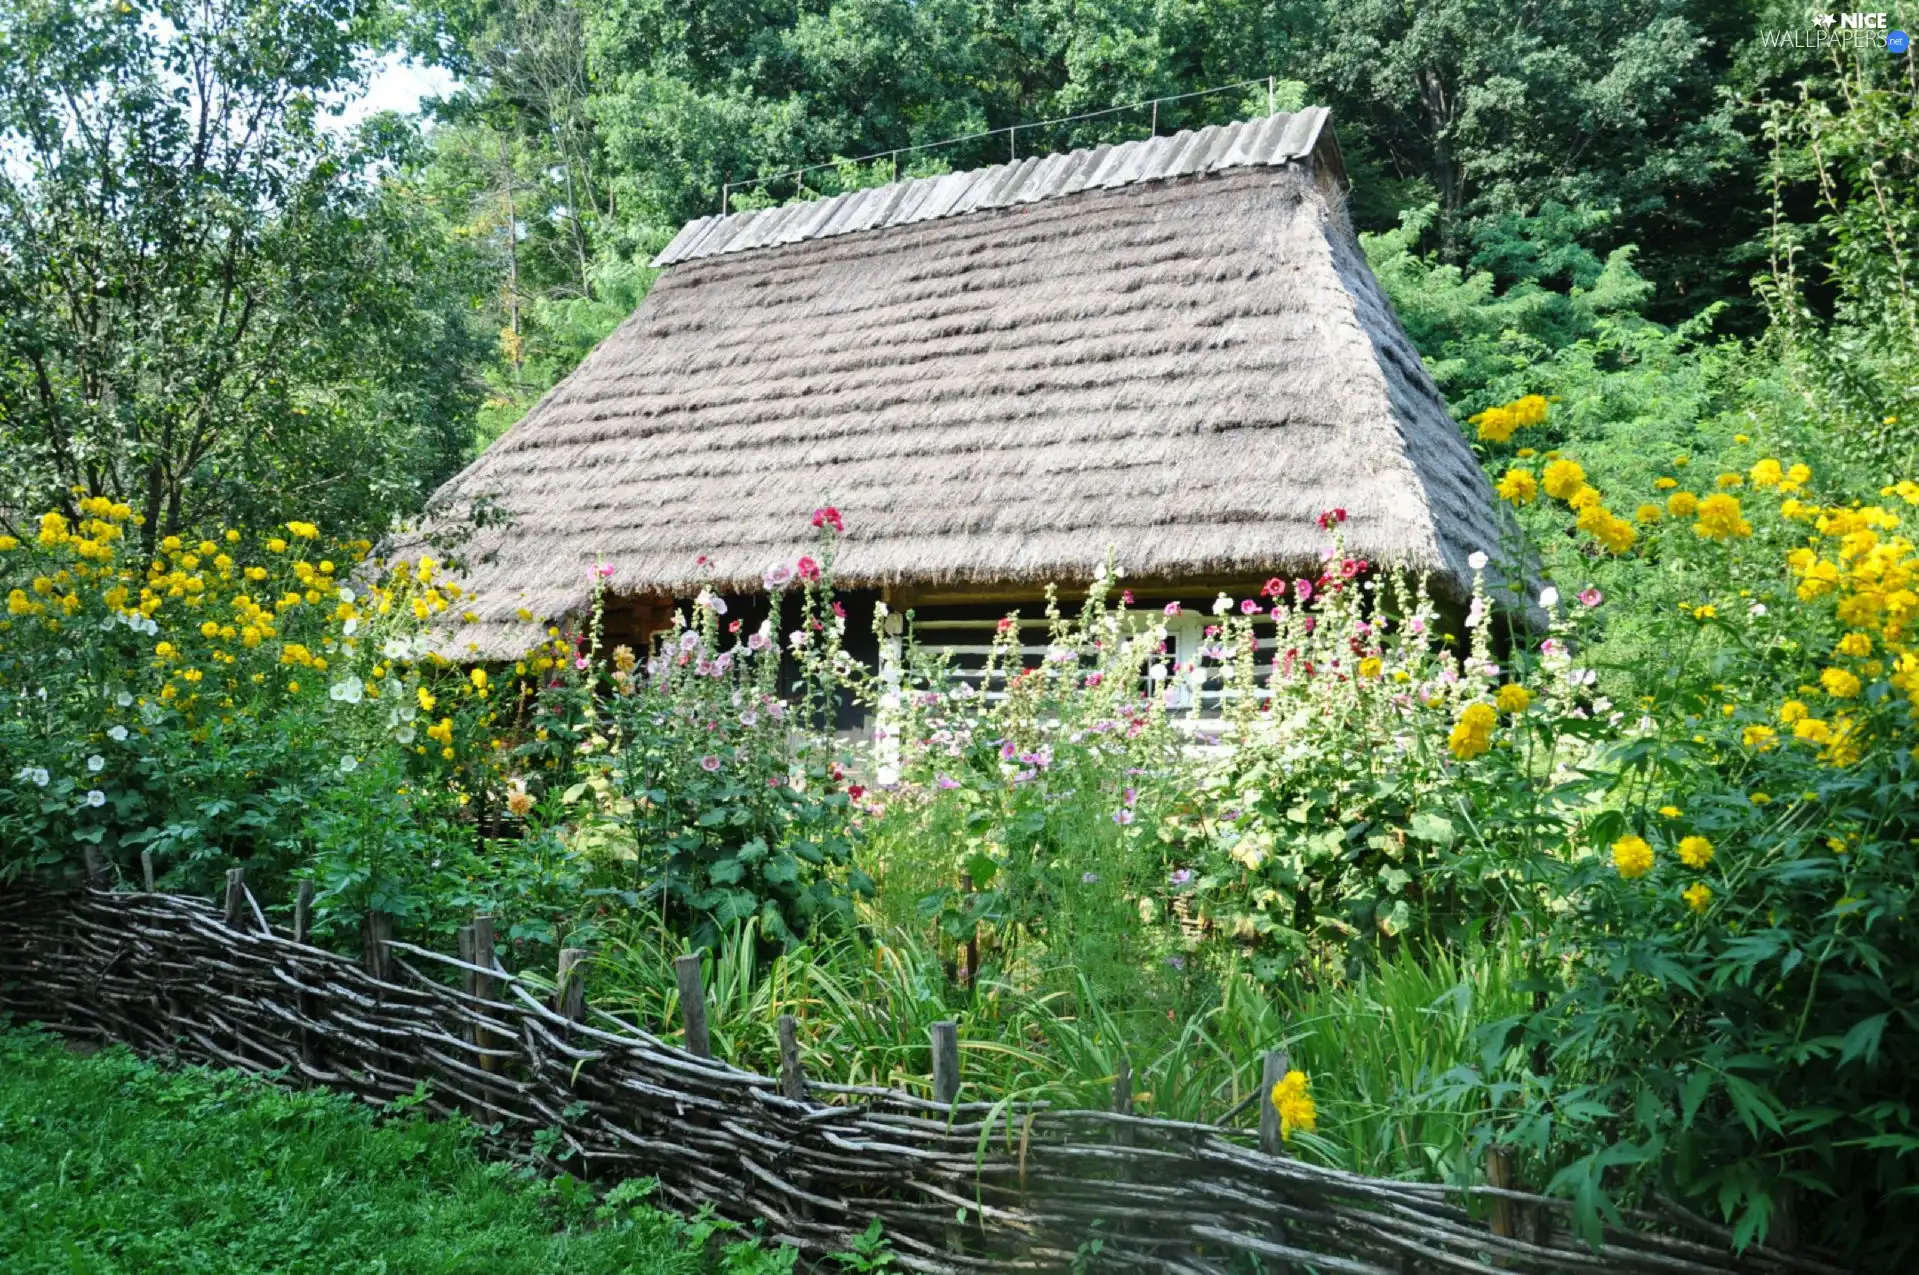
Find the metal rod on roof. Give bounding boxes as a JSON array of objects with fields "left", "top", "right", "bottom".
[
  {"left": 1009, "top": 125, "right": 1015, "bottom": 161},
  {"left": 722, "top": 181, "right": 729, "bottom": 215},
  {"left": 1151, "top": 100, "right": 1158, "bottom": 136},
  {"left": 712, "top": 73, "right": 1281, "bottom": 213}
]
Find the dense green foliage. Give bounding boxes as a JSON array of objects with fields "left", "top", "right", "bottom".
[
  {"left": 0, "top": 1027, "right": 786, "bottom": 1273},
  {"left": 0, "top": 0, "right": 488, "bottom": 544}
]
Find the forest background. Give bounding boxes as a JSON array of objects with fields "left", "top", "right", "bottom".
[{"left": 3, "top": 0, "right": 1916, "bottom": 535}]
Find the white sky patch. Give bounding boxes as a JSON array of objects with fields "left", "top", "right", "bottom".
[{"left": 334, "top": 52, "right": 460, "bottom": 131}]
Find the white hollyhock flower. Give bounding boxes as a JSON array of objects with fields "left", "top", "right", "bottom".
[
  {"left": 108, "top": 725, "right": 128, "bottom": 742},
  {"left": 87, "top": 755, "right": 104, "bottom": 772},
  {"left": 1538, "top": 587, "right": 1559, "bottom": 608},
  {"left": 1468, "top": 551, "right": 1490, "bottom": 571},
  {"left": 85, "top": 789, "right": 106, "bottom": 807}
]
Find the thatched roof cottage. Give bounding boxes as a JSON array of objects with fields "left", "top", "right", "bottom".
[{"left": 423, "top": 109, "right": 1516, "bottom": 671}]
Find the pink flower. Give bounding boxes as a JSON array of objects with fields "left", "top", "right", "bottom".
[
  {"left": 1239, "top": 598, "right": 1259, "bottom": 615},
  {"left": 1084, "top": 672, "right": 1103, "bottom": 688},
  {"left": 935, "top": 774, "right": 961, "bottom": 790},
  {"left": 1112, "top": 809, "right": 1135, "bottom": 826},
  {"left": 1120, "top": 590, "right": 1134, "bottom": 606},
  {"left": 1293, "top": 578, "right": 1314, "bottom": 604},
  {"left": 575, "top": 656, "right": 589, "bottom": 670},
  {"left": 764, "top": 564, "right": 793, "bottom": 590},
  {"left": 1316, "top": 507, "right": 1348, "bottom": 530},
  {"left": 1000, "top": 740, "right": 1017, "bottom": 760},
  {"left": 747, "top": 632, "right": 769, "bottom": 652},
  {"left": 1578, "top": 587, "right": 1604, "bottom": 608},
  {"left": 832, "top": 601, "right": 846, "bottom": 619},
  {"left": 593, "top": 563, "right": 616, "bottom": 580},
  {"left": 811, "top": 505, "right": 844, "bottom": 533},
  {"left": 796, "top": 556, "right": 821, "bottom": 582},
  {"left": 1163, "top": 602, "right": 1181, "bottom": 616},
  {"left": 699, "top": 754, "right": 721, "bottom": 772},
  {"left": 1123, "top": 786, "right": 1137, "bottom": 806},
  {"left": 1339, "top": 558, "right": 1361, "bottom": 579},
  {"left": 1262, "top": 577, "right": 1287, "bottom": 599}
]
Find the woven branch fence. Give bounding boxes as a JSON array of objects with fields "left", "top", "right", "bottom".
[{"left": 0, "top": 873, "right": 1854, "bottom": 1275}]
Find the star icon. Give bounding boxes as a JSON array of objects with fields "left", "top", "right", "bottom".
[{"left": 1813, "top": 11, "right": 1837, "bottom": 27}]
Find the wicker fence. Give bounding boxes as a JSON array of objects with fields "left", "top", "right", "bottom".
[{"left": 0, "top": 872, "right": 1853, "bottom": 1275}]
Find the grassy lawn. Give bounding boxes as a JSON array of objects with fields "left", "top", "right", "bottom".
[{"left": 0, "top": 1027, "right": 791, "bottom": 1274}]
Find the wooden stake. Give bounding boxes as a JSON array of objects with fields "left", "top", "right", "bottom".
[
  {"left": 362, "top": 910, "right": 393, "bottom": 984},
  {"left": 1486, "top": 1145, "right": 1518, "bottom": 1239},
  {"left": 223, "top": 867, "right": 246, "bottom": 929},
  {"left": 471, "top": 914, "right": 499, "bottom": 1077},
  {"left": 293, "top": 881, "right": 313, "bottom": 945},
  {"left": 82, "top": 845, "right": 108, "bottom": 889},
  {"left": 139, "top": 850, "right": 155, "bottom": 893},
  {"left": 555, "top": 948, "right": 587, "bottom": 1022},
  {"left": 674, "top": 953, "right": 711, "bottom": 1058},
  {"left": 1113, "top": 1054, "right": 1133, "bottom": 1138},
  {"left": 776, "top": 1013, "right": 807, "bottom": 1102},
  {"left": 930, "top": 1020, "right": 960, "bottom": 1105},
  {"left": 1258, "top": 1050, "right": 1290, "bottom": 1157}
]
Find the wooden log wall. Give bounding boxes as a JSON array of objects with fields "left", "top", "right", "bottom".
[{"left": 0, "top": 881, "right": 1852, "bottom": 1275}]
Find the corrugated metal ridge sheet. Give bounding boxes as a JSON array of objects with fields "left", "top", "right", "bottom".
[{"left": 652, "top": 108, "right": 1331, "bottom": 267}]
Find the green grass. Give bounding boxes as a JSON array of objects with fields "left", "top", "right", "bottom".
[{"left": 0, "top": 1027, "right": 791, "bottom": 1275}]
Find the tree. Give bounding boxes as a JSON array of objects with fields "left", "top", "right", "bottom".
[{"left": 0, "top": 0, "right": 488, "bottom": 546}]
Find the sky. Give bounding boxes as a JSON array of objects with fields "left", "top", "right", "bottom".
[{"left": 336, "top": 52, "right": 461, "bottom": 131}]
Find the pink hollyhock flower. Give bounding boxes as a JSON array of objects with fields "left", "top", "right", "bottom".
[
  {"left": 1239, "top": 598, "right": 1259, "bottom": 615},
  {"left": 1339, "top": 558, "right": 1361, "bottom": 579},
  {"left": 832, "top": 601, "right": 846, "bottom": 619},
  {"left": 1120, "top": 590, "right": 1134, "bottom": 605},
  {"left": 935, "top": 774, "right": 960, "bottom": 790},
  {"left": 699, "top": 754, "right": 721, "bottom": 772},
  {"left": 796, "top": 556, "right": 821, "bottom": 582},
  {"left": 811, "top": 505, "right": 844, "bottom": 533},
  {"left": 747, "top": 631, "right": 769, "bottom": 652},
  {"left": 1084, "top": 672, "right": 1103, "bottom": 688},
  {"left": 999, "top": 740, "right": 1017, "bottom": 760},
  {"left": 763, "top": 564, "right": 793, "bottom": 590},
  {"left": 575, "top": 656, "right": 589, "bottom": 670},
  {"left": 1578, "top": 587, "right": 1604, "bottom": 607},
  {"left": 1293, "top": 578, "right": 1314, "bottom": 603},
  {"left": 593, "top": 563, "right": 616, "bottom": 580},
  {"left": 1112, "top": 809, "right": 1135, "bottom": 826},
  {"left": 1316, "top": 507, "right": 1348, "bottom": 530},
  {"left": 1262, "top": 577, "right": 1287, "bottom": 598},
  {"left": 1164, "top": 601, "right": 1181, "bottom": 616}
]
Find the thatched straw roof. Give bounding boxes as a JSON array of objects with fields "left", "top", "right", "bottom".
[{"left": 423, "top": 111, "right": 1519, "bottom": 658}]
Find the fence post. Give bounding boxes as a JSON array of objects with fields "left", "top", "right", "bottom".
[
  {"left": 82, "top": 845, "right": 108, "bottom": 889},
  {"left": 674, "top": 953, "right": 711, "bottom": 1058},
  {"left": 555, "top": 948, "right": 587, "bottom": 1022},
  {"left": 1258, "top": 1049, "right": 1290, "bottom": 1156},
  {"left": 362, "top": 909, "right": 393, "bottom": 984},
  {"left": 223, "top": 867, "right": 246, "bottom": 929},
  {"left": 139, "top": 850, "right": 155, "bottom": 894},
  {"left": 930, "top": 1020, "right": 960, "bottom": 1105},
  {"left": 777, "top": 1013, "right": 807, "bottom": 1101},
  {"left": 1486, "top": 1144, "right": 1518, "bottom": 1240},
  {"left": 293, "top": 881, "right": 313, "bottom": 945},
  {"left": 470, "top": 914, "right": 499, "bottom": 1076}
]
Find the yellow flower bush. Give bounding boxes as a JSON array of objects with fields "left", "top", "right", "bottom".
[
  {"left": 1497, "top": 469, "right": 1538, "bottom": 504},
  {"left": 1676, "top": 836, "right": 1714, "bottom": 869}
]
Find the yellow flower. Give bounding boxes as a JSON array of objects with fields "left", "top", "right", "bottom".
[
  {"left": 470, "top": 668, "right": 489, "bottom": 692},
  {"left": 1634, "top": 503, "right": 1663, "bottom": 524},
  {"left": 1658, "top": 805, "right": 1682, "bottom": 818},
  {"left": 286, "top": 521, "right": 320, "bottom": 540},
  {"left": 1269, "top": 1070, "right": 1317, "bottom": 1141},
  {"left": 1474, "top": 406, "right": 1517, "bottom": 443},
  {"left": 1447, "top": 702, "right": 1498, "bottom": 760},
  {"left": 1683, "top": 882, "right": 1713, "bottom": 914},
  {"left": 199, "top": 620, "right": 219, "bottom": 638},
  {"left": 1733, "top": 433, "right": 1750, "bottom": 444},
  {"left": 1750, "top": 459, "right": 1783, "bottom": 489},
  {"left": 1694, "top": 494, "right": 1751, "bottom": 540},
  {"left": 417, "top": 687, "right": 436, "bottom": 712},
  {"left": 1715, "top": 472, "right": 1743, "bottom": 489},
  {"left": 1543, "top": 459, "right": 1587, "bottom": 501},
  {"left": 1836, "top": 632, "right": 1872, "bottom": 658},
  {"left": 1792, "top": 718, "right": 1831, "bottom": 745},
  {"left": 1612, "top": 835, "right": 1654, "bottom": 879},
  {"left": 1740, "top": 724, "right": 1777, "bottom": 750},
  {"left": 1496, "top": 469, "right": 1538, "bottom": 505},
  {"left": 1676, "top": 835, "right": 1714, "bottom": 869},
  {"left": 1673, "top": 455, "right": 1690, "bottom": 467},
  {"left": 1778, "top": 700, "right": 1809, "bottom": 723},
  {"left": 0, "top": 536, "right": 17, "bottom": 551},
  {"left": 1495, "top": 683, "right": 1532, "bottom": 714},
  {"left": 1749, "top": 792, "right": 1771, "bottom": 805},
  {"left": 1357, "top": 656, "right": 1383, "bottom": 679},
  {"left": 1820, "top": 667, "right": 1861, "bottom": 698},
  {"left": 1667, "top": 491, "right": 1700, "bottom": 517},
  {"left": 266, "top": 538, "right": 288, "bottom": 553},
  {"left": 506, "top": 786, "right": 534, "bottom": 818},
  {"left": 1568, "top": 484, "right": 1603, "bottom": 511},
  {"left": 1654, "top": 477, "right": 1678, "bottom": 490},
  {"left": 161, "top": 535, "right": 183, "bottom": 552}
]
